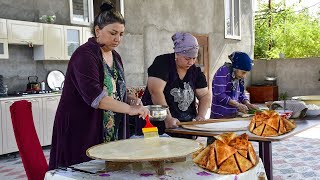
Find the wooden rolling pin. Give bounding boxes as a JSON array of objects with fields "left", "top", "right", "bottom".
[{"left": 176, "top": 117, "right": 251, "bottom": 126}]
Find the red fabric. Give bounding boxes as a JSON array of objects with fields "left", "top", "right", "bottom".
[{"left": 10, "top": 100, "right": 48, "bottom": 180}]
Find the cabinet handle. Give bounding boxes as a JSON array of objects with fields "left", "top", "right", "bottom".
[
  {"left": 29, "top": 99, "right": 38, "bottom": 102},
  {"left": 4, "top": 101, "right": 15, "bottom": 104},
  {"left": 46, "top": 97, "right": 55, "bottom": 100}
]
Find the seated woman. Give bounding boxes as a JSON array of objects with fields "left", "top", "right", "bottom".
[
  {"left": 137, "top": 32, "right": 211, "bottom": 136},
  {"left": 210, "top": 51, "right": 258, "bottom": 119}
]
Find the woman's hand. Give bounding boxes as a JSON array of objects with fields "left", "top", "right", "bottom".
[
  {"left": 165, "top": 117, "right": 180, "bottom": 129},
  {"left": 194, "top": 115, "right": 206, "bottom": 121},
  {"left": 236, "top": 103, "right": 249, "bottom": 113},
  {"left": 128, "top": 105, "right": 149, "bottom": 118},
  {"left": 246, "top": 103, "right": 259, "bottom": 110}
]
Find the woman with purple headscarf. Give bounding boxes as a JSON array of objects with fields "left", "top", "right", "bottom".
[
  {"left": 138, "top": 32, "right": 211, "bottom": 136},
  {"left": 210, "top": 51, "right": 258, "bottom": 118}
]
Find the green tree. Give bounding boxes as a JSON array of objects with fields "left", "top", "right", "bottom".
[{"left": 254, "top": 0, "right": 320, "bottom": 59}]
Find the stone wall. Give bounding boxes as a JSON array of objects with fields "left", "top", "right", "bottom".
[{"left": 250, "top": 58, "right": 320, "bottom": 97}]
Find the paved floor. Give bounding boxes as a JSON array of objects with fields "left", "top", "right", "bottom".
[{"left": 1, "top": 125, "right": 320, "bottom": 180}]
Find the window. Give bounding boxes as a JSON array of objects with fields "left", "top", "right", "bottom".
[
  {"left": 69, "top": 0, "right": 94, "bottom": 26},
  {"left": 224, "top": 0, "right": 241, "bottom": 40}
]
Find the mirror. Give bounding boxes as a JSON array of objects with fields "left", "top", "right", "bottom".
[{"left": 47, "top": 70, "right": 65, "bottom": 91}]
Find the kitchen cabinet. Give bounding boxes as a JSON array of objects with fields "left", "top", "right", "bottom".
[
  {"left": 246, "top": 85, "right": 279, "bottom": 103},
  {"left": 0, "top": 18, "right": 7, "bottom": 38},
  {"left": 7, "top": 19, "right": 43, "bottom": 45},
  {"left": 0, "top": 39, "right": 9, "bottom": 59},
  {"left": 0, "top": 19, "right": 9, "bottom": 59},
  {"left": 1, "top": 98, "right": 42, "bottom": 154},
  {"left": 34, "top": 24, "right": 65, "bottom": 60},
  {"left": 0, "top": 94, "right": 61, "bottom": 155},
  {"left": 64, "top": 26, "right": 83, "bottom": 60},
  {"left": 82, "top": 27, "right": 93, "bottom": 44},
  {"left": 42, "top": 96, "right": 60, "bottom": 146}
]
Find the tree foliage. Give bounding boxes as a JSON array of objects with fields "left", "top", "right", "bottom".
[{"left": 254, "top": 0, "right": 320, "bottom": 59}]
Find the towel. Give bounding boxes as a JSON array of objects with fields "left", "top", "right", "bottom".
[{"left": 270, "top": 100, "right": 308, "bottom": 118}]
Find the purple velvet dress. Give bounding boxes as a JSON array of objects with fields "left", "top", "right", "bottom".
[{"left": 48, "top": 38, "right": 127, "bottom": 170}]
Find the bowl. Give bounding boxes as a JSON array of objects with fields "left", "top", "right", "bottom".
[
  {"left": 275, "top": 109, "right": 293, "bottom": 119},
  {"left": 145, "top": 105, "right": 169, "bottom": 121},
  {"left": 292, "top": 96, "right": 320, "bottom": 106},
  {"left": 306, "top": 109, "right": 320, "bottom": 116}
]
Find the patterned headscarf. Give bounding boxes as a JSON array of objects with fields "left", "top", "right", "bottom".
[{"left": 172, "top": 32, "right": 199, "bottom": 58}]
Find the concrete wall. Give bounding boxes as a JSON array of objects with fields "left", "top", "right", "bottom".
[
  {"left": 251, "top": 58, "right": 320, "bottom": 97},
  {"left": 117, "top": 0, "right": 255, "bottom": 87},
  {"left": 0, "top": 0, "right": 254, "bottom": 91}
]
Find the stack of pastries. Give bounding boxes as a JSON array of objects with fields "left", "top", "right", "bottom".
[
  {"left": 192, "top": 132, "right": 257, "bottom": 174},
  {"left": 249, "top": 110, "right": 296, "bottom": 136}
]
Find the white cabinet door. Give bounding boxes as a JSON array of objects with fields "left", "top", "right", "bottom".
[
  {"left": 0, "top": 39, "right": 9, "bottom": 59},
  {"left": 1, "top": 98, "right": 43, "bottom": 154},
  {"left": 0, "top": 18, "right": 7, "bottom": 39},
  {"left": 34, "top": 24, "right": 65, "bottom": 60},
  {"left": 64, "top": 26, "right": 83, "bottom": 60},
  {"left": 7, "top": 19, "right": 43, "bottom": 45},
  {"left": 42, "top": 96, "right": 60, "bottom": 146},
  {"left": 82, "top": 27, "right": 93, "bottom": 45}
]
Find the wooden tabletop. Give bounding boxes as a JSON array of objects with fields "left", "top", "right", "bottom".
[{"left": 166, "top": 118, "right": 320, "bottom": 142}]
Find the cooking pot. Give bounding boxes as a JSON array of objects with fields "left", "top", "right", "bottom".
[{"left": 26, "top": 76, "right": 40, "bottom": 91}]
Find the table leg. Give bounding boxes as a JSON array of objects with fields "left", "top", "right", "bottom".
[{"left": 259, "top": 141, "right": 273, "bottom": 180}]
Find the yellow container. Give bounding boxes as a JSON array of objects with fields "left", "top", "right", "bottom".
[{"left": 292, "top": 96, "right": 320, "bottom": 105}]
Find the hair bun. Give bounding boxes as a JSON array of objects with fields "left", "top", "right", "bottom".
[{"left": 100, "top": 2, "right": 114, "bottom": 12}]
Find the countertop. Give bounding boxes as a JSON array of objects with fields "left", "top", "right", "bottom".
[{"left": 0, "top": 93, "right": 61, "bottom": 100}]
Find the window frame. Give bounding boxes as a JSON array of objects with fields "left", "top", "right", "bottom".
[
  {"left": 224, "top": 0, "right": 241, "bottom": 40},
  {"left": 69, "top": 0, "right": 94, "bottom": 26}
]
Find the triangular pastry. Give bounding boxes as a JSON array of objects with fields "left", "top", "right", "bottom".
[
  {"left": 218, "top": 155, "right": 240, "bottom": 174},
  {"left": 252, "top": 123, "right": 265, "bottom": 136},
  {"left": 228, "top": 133, "right": 249, "bottom": 150},
  {"left": 193, "top": 145, "right": 210, "bottom": 168},
  {"left": 235, "top": 152, "right": 253, "bottom": 172},
  {"left": 261, "top": 124, "right": 278, "bottom": 136},
  {"left": 214, "top": 139, "right": 237, "bottom": 165},
  {"left": 248, "top": 142, "right": 257, "bottom": 165},
  {"left": 206, "top": 144, "right": 217, "bottom": 172},
  {"left": 265, "top": 113, "right": 280, "bottom": 130},
  {"left": 214, "top": 132, "right": 237, "bottom": 144}
]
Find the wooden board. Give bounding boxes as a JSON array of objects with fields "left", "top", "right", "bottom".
[
  {"left": 86, "top": 137, "right": 201, "bottom": 162},
  {"left": 182, "top": 120, "right": 250, "bottom": 132}
]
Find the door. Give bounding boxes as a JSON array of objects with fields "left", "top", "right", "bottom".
[
  {"left": 1, "top": 98, "right": 43, "bottom": 154},
  {"left": 64, "top": 26, "right": 83, "bottom": 59},
  {"left": 193, "top": 34, "right": 210, "bottom": 85},
  {"left": 34, "top": 24, "right": 65, "bottom": 60},
  {"left": 42, "top": 96, "right": 61, "bottom": 146},
  {"left": 7, "top": 19, "right": 44, "bottom": 45}
]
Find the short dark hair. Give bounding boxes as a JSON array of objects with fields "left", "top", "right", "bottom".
[{"left": 91, "top": 1, "right": 125, "bottom": 37}]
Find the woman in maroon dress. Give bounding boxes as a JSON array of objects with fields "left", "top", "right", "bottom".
[{"left": 49, "top": 2, "right": 149, "bottom": 170}]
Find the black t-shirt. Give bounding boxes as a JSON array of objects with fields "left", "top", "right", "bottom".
[{"left": 143, "top": 53, "right": 207, "bottom": 121}]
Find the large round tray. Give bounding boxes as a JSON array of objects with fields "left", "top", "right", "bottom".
[
  {"left": 182, "top": 120, "right": 249, "bottom": 132},
  {"left": 86, "top": 137, "right": 201, "bottom": 162}
]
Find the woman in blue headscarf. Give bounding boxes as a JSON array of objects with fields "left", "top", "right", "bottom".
[{"left": 210, "top": 51, "right": 258, "bottom": 118}]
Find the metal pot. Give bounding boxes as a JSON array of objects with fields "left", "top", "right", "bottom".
[
  {"left": 26, "top": 76, "right": 40, "bottom": 91},
  {"left": 145, "top": 105, "right": 169, "bottom": 121}
]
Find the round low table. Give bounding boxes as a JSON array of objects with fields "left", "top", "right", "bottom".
[{"left": 86, "top": 137, "right": 201, "bottom": 175}]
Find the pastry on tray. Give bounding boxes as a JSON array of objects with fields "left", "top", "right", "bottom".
[
  {"left": 192, "top": 132, "right": 258, "bottom": 175},
  {"left": 249, "top": 110, "right": 297, "bottom": 136}
]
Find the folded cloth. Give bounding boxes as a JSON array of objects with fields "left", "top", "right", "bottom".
[{"left": 270, "top": 100, "right": 308, "bottom": 118}]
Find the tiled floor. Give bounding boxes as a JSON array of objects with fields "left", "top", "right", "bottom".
[{"left": 1, "top": 126, "right": 320, "bottom": 180}]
